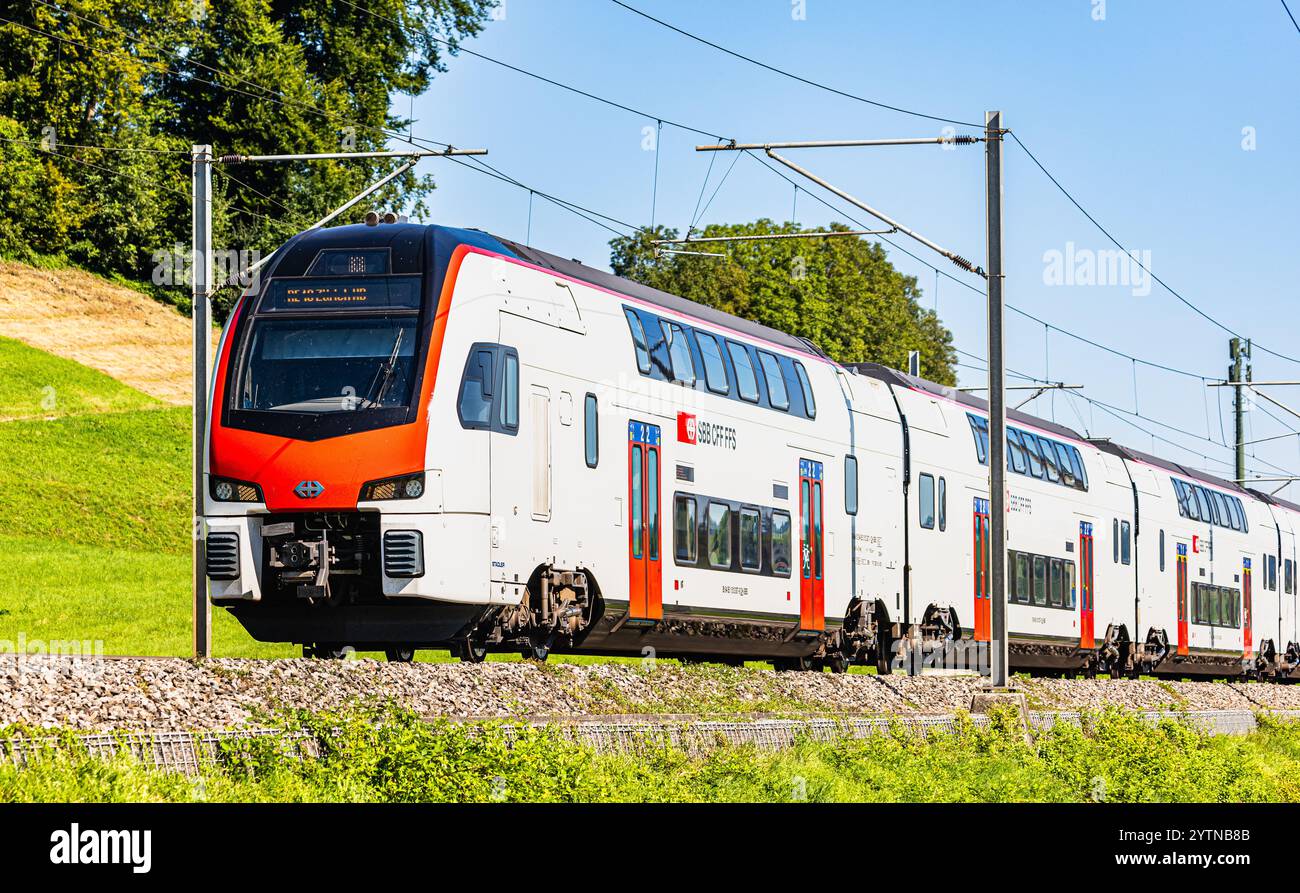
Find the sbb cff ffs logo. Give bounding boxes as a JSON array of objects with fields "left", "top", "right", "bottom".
[
  {"left": 677, "top": 412, "right": 737, "bottom": 450},
  {"left": 678, "top": 412, "right": 697, "bottom": 445}
]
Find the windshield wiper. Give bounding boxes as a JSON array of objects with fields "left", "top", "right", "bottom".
[{"left": 361, "top": 328, "right": 405, "bottom": 409}]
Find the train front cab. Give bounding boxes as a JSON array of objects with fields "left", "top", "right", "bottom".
[{"left": 202, "top": 225, "right": 518, "bottom": 653}]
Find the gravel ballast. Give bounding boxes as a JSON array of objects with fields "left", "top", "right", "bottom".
[{"left": 1, "top": 654, "right": 1297, "bottom": 731}]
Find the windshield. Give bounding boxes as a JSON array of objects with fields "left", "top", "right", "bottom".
[{"left": 236, "top": 315, "right": 418, "bottom": 413}]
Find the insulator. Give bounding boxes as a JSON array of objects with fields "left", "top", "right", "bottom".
[{"left": 218, "top": 154, "right": 247, "bottom": 164}]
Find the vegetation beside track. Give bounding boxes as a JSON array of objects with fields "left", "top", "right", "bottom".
[{"left": 2, "top": 707, "right": 1299, "bottom": 803}]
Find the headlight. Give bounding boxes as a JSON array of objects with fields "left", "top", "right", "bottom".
[
  {"left": 210, "top": 476, "right": 263, "bottom": 503},
  {"left": 360, "top": 472, "right": 425, "bottom": 501}
]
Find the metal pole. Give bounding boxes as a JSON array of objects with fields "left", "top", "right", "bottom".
[
  {"left": 192, "top": 145, "right": 213, "bottom": 659},
  {"left": 1231, "top": 338, "right": 1245, "bottom": 486},
  {"left": 985, "top": 112, "right": 1008, "bottom": 688}
]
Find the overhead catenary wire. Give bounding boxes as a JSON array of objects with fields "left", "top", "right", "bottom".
[{"left": 607, "top": 0, "right": 980, "bottom": 128}]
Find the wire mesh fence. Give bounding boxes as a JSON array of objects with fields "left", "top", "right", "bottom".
[{"left": 1, "top": 709, "right": 1295, "bottom": 775}]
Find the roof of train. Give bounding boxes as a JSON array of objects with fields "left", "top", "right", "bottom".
[{"left": 846, "top": 362, "right": 1289, "bottom": 508}]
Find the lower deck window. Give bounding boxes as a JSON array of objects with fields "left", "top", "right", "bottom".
[
  {"left": 706, "top": 502, "right": 731, "bottom": 569},
  {"left": 1009, "top": 549, "right": 1076, "bottom": 610},
  {"left": 1191, "top": 583, "right": 1241, "bottom": 628},
  {"left": 674, "top": 494, "right": 696, "bottom": 562}
]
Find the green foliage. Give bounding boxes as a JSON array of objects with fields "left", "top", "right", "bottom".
[
  {"left": 5, "top": 706, "right": 1300, "bottom": 803},
  {"left": 0, "top": 0, "right": 496, "bottom": 317},
  {"left": 0, "top": 336, "right": 159, "bottom": 420},
  {"left": 610, "top": 221, "right": 956, "bottom": 384}
]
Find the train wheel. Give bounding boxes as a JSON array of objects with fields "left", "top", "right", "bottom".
[
  {"left": 773, "top": 656, "right": 814, "bottom": 672},
  {"left": 458, "top": 639, "right": 487, "bottom": 664},
  {"left": 521, "top": 639, "right": 550, "bottom": 662},
  {"left": 385, "top": 647, "right": 415, "bottom": 663},
  {"left": 825, "top": 654, "right": 848, "bottom": 674},
  {"left": 304, "top": 644, "right": 350, "bottom": 660}
]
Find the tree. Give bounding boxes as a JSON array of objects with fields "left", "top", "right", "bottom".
[
  {"left": 0, "top": 0, "right": 496, "bottom": 315},
  {"left": 610, "top": 219, "right": 957, "bottom": 385}
]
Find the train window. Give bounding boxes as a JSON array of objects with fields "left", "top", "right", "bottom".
[
  {"left": 726, "top": 341, "right": 760, "bottom": 402},
  {"left": 1006, "top": 430, "right": 1028, "bottom": 474},
  {"left": 757, "top": 351, "right": 789, "bottom": 411},
  {"left": 794, "top": 362, "right": 816, "bottom": 419},
  {"left": 1287, "top": 558, "right": 1295, "bottom": 595},
  {"left": 1069, "top": 446, "right": 1089, "bottom": 490},
  {"left": 1113, "top": 519, "right": 1119, "bottom": 563},
  {"left": 1037, "top": 436, "right": 1061, "bottom": 483},
  {"left": 706, "top": 502, "right": 731, "bottom": 569},
  {"left": 674, "top": 495, "right": 697, "bottom": 563},
  {"left": 1269, "top": 554, "right": 1278, "bottom": 591},
  {"left": 772, "top": 511, "right": 793, "bottom": 577},
  {"left": 1022, "top": 434, "right": 1046, "bottom": 479},
  {"left": 1194, "top": 487, "right": 1213, "bottom": 525},
  {"left": 660, "top": 321, "right": 696, "bottom": 386},
  {"left": 1032, "top": 555, "right": 1047, "bottom": 606},
  {"left": 584, "top": 394, "right": 598, "bottom": 468},
  {"left": 623, "top": 308, "right": 651, "bottom": 374},
  {"left": 1049, "top": 558, "right": 1064, "bottom": 607},
  {"left": 1236, "top": 497, "right": 1249, "bottom": 532},
  {"left": 938, "top": 477, "right": 947, "bottom": 531},
  {"left": 1211, "top": 491, "right": 1231, "bottom": 530},
  {"left": 1227, "top": 497, "right": 1244, "bottom": 531},
  {"left": 1014, "top": 552, "right": 1030, "bottom": 603},
  {"left": 1120, "top": 521, "right": 1131, "bottom": 565},
  {"left": 457, "top": 347, "right": 495, "bottom": 428},
  {"left": 918, "top": 473, "right": 935, "bottom": 529},
  {"left": 501, "top": 351, "right": 519, "bottom": 431},
  {"left": 1159, "top": 529, "right": 1166, "bottom": 572},
  {"left": 1065, "top": 561, "right": 1077, "bottom": 609},
  {"left": 1054, "top": 442, "right": 1077, "bottom": 487},
  {"left": 740, "top": 508, "right": 762, "bottom": 571},
  {"left": 967, "top": 414, "right": 989, "bottom": 464},
  {"left": 844, "top": 455, "right": 858, "bottom": 516},
  {"left": 695, "top": 331, "right": 730, "bottom": 395}
]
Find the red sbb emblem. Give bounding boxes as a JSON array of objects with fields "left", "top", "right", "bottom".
[{"left": 678, "top": 412, "right": 697, "bottom": 445}]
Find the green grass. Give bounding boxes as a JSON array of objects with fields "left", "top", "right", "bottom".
[
  {"left": 0, "top": 534, "right": 292, "bottom": 658},
  {"left": 0, "top": 404, "right": 189, "bottom": 553},
  {"left": 0, "top": 336, "right": 158, "bottom": 421},
  {"left": 4, "top": 706, "right": 1299, "bottom": 803}
]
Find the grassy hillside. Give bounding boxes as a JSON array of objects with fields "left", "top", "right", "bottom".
[
  {"left": 0, "top": 332, "right": 291, "bottom": 656},
  {"left": 0, "top": 336, "right": 158, "bottom": 421}
]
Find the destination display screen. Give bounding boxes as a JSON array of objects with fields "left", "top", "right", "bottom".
[{"left": 258, "top": 275, "right": 422, "bottom": 313}]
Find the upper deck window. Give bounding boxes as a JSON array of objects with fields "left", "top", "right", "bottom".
[
  {"left": 727, "top": 341, "right": 760, "bottom": 403},
  {"left": 695, "top": 331, "right": 730, "bottom": 395},
  {"left": 793, "top": 362, "right": 816, "bottom": 418},
  {"left": 623, "top": 308, "right": 651, "bottom": 374},
  {"left": 966, "top": 413, "right": 1088, "bottom": 492},
  {"left": 660, "top": 321, "right": 696, "bottom": 386},
  {"left": 1172, "top": 478, "right": 1247, "bottom": 533},
  {"left": 757, "top": 351, "right": 789, "bottom": 411}
]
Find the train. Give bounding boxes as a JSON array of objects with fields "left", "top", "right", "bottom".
[{"left": 202, "top": 220, "right": 1300, "bottom": 679}]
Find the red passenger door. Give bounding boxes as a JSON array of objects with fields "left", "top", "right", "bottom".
[
  {"left": 1079, "top": 521, "right": 1095, "bottom": 650},
  {"left": 1176, "top": 543, "right": 1189, "bottom": 656},
  {"left": 973, "top": 497, "right": 990, "bottom": 641},
  {"left": 798, "top": 459, "right": 824, "bottom": 631},
  {"left": 627, "top": 421, "right": 662, "bottom": 620},
  {"left": 1243, "top": 557, "right": 1253, "bottom": 658}
]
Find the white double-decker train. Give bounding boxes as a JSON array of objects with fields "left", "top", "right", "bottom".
[{"left": 202, "top": 221, "right": 1299, "bottom": 677}]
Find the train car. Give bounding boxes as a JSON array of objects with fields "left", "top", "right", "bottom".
[{"left": 201, "top": 219, "right": 1300, "bottom": 679}]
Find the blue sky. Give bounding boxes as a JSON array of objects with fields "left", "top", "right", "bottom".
[{"left": 404, "top": 0, "right": 1300, "bottom": 494}]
